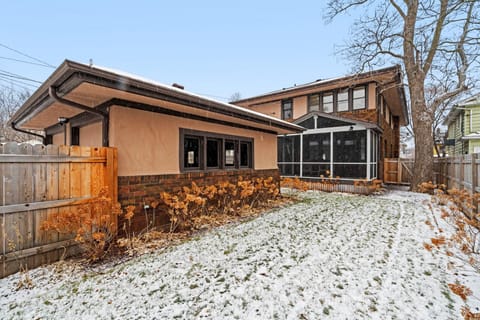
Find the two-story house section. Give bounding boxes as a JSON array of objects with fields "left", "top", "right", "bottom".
[
  {"left": 444, "top": 93, "right": 480, "bottom": 155},
  {"left": 233, "top": 65, "right": 409, "bottom": 181}
]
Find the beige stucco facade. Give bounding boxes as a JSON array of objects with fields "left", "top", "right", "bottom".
[
  {"left": 109, "top": 106, "right": 278, "bottom": 176},
  {"left": 79, "top": 122, "right": 102, "bottom": 146}
]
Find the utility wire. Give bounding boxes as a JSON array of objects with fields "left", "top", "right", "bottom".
[
  {"left": 0, "top": 56, "right": 54, "bottom": 68},
  {"left": 0, "top": 75, "right": 39, "bottom": 89},
  {"left": 0, "top": 69, "right": 43, "bottom": 84},
  {"left": 0, "top": 43, "right": 55, "bottom": 68}
]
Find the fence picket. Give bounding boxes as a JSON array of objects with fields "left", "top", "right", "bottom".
[{"left": 0, "top": 143, "right": 117, "bottom": 278}]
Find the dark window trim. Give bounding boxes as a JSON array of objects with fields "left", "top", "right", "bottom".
[
  {"left": 281, "top": 99, "right": 293, "bottom": 120},
  {"left": 179, "top": 128, "right": 254, "bottom": 172},
  {"left": 71, "top": 127, "right": 80, "bottom": 146},
  {"left": 307, "top": 94, "right": 320, "bottom": 113},
  {"left": 352, "top": 86, "right": 367, "bottom": 110}
]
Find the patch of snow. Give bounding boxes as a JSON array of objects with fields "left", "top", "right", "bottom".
[{"left": 0, "top": 190, "right": 478, "bottom": 319}]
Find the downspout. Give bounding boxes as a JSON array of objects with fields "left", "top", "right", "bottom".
[
  {"left": 48, "top": 86, "right": 109, "bottom": 147},
  {"left": 10, "top": 122, "right": 46, "bottom": 144}
]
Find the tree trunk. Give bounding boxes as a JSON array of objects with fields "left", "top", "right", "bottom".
[{"left": 410, "top": 83, "right": 434, "bottom": 191}]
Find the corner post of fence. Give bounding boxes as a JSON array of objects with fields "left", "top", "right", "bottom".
[
  {"left": 460, "top": 156, "right": 465, "bottom": 190},
  {"left": 471, "top": 153, "right": 478, "bottom": 214}
]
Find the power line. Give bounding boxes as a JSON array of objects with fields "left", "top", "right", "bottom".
[
  {"left": 0, "top": 69, "right": 43, "bottom": 84},
  {"left": 0, "top": 75, "right": 38, "bottom": 89},
  {"left": 0, "top": 56, "right": 55, "bottom": 68},
  {"left": 0, "top": 43, "right": 55, "bottom": 68}
]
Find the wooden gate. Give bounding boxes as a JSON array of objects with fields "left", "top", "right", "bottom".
[
  {"left": 0, "top": 143, "right": 117, "bottom": 278},
  {"left": 384, "top": 158, "right": 414, "bottom": 185}
]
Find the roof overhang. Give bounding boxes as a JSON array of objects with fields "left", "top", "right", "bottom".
[{"left": 11, "top": 60, "right": 304, "bottom": 135}]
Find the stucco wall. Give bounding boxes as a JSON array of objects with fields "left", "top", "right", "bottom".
[
  {"left": 368, "top": 83, "right": 377, "bottom": 110},
  {"left": 79, "top": 122, "right": 102, "bottom": 146},
  {"left": 52, "top": 132, "right": 64, "bottom": 145},
  {"left": 248, "top": 101, "right": 281, "bottom": 119},
  {"left": 293, "top": 96, "right": 307, "bottom": 119},
  {"left": 109, "top": 106, "right": 278, "bottom": 176}
]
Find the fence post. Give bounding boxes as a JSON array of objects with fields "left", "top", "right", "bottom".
[
  {"left": 472, "top": 153, "right": 478, "bottom": 214},
  {"left": 460, "top": 156, "right": 464, "bottom": 190}
]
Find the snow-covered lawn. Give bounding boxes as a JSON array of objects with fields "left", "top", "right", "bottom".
[{"left": 1, "top": 189, "right": 478, "bottom": 319}]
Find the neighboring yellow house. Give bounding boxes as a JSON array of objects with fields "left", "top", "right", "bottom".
[{"left": 444, "top": 93, "right": 480, "bottom": 155}]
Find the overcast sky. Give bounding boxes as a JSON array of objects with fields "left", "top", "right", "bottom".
[{"left": 0, "top": 1, "right": 361, "bottom": 101}]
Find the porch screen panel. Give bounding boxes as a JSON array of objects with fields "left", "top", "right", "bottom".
[
  {"left": 302, "top": 133, "right": 331, "bottom": 177},
  {"left": 298, "top": 117, "right": 315, "bottom": 129},
  {"left": 333, "top": 131, "right": 366, "bottom": 162},
  {"left": 333, "top": 130, "right": 367, "bottom": 178},
  {"left": 278, "top": 135, "right": 300, "bottom": 176},
  {"left": 334, "top": 164, "right": 367, "bottom": 179}
]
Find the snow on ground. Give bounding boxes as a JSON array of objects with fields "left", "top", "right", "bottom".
[{"left": 1, "top": 189, "right": 478, "bottom": 319}]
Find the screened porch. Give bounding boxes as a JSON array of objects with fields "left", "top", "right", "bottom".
[{"left": 277, "top": 113, "right": 380, "bottom": 180}]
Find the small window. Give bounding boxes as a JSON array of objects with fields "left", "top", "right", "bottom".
[
  {"left": 281, "top": 99, "right": 293, "bottom": 120},
  {"left": 353, "top": 87, "right": 366, "bottom": 110},
  {"left": 337, "top": 89, "right": 349, "bottom": 112},
  {"left": 240, "top": 141, "right": 252, "bottom": 167},
  {"left": 207, "top": 139, "right": 220, "bottom": 168},
  {"left": 308, "top": 94, "right": 320, "bottom": 112},
  {"left": 71, "top": 127, "right": 80, "bottom": 146},
  {"left": 322, "top": 93, "right": 333, "bottom": 113},
  {"left": 184, "top": 136, "right": 201, "bottom": 169},
  {"left": 225, "top": 140, "right": 236, "bottom": 167}
]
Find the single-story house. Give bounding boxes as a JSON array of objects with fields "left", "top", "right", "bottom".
[{"left": 10, "top": 60, "right": 303, "bottom": 229}]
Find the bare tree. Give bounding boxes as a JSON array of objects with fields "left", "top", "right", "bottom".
[
  {"left": 229, "top": 92, "right": 242, "bottom": 103},
  {"left": 326, "top": 0, "right": 480, "bottom": 190},
  {"left": 0, "top": 86, "right": 31, "bottom": 142}
]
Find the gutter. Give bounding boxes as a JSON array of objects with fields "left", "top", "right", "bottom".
[
  {"left": 48, "top": 86, "right": 109, "bottom": 147},
  {"left": 10, "top": 122, "right": 46, "bottom": 144}
]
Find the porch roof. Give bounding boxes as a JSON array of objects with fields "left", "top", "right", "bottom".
[
  {"left": 10, "top": 60, "right": 304, "bottom": 135},
  {"left": 293, "top": 111, "right": 382, "bottom": 131}
]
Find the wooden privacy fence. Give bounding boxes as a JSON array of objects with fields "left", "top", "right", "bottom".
[
  {"left": 434, "top": 154, "right": 479, "bottom": 216},
  {"left": 435, "top": 154, "right": 480, "bottom": 192},
  {"left": 0, "top": 143, "right": 117, "bottom": 278},
  {"left": 383, "top": 158, "right": 414, "bottom": 185}
]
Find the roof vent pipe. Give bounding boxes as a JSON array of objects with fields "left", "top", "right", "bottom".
[{"left": 172, "top": 83, "right": 184, "bottom": 90}]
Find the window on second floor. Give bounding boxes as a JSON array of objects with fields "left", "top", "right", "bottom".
[
  {"left": 353, "top": 87, "right": 366, "bottom": 110},
  {"left": 281, "top": 99, "right": 293, "bottom": 120},
  {"left": 322, "top": 93, "right": 334, "bottom": 113},
  {"left": 308, "top": 94, "right": 320, "bottom": 112},
  {"left": 337, "top": 89, "right": 349, "bottom": 112}
]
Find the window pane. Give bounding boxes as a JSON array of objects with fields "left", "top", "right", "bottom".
[
  {"left": 184, "top": 136, "right": 200, "bottom": 168},
  {"left": 277, "top": 135, "right": 300, "bottom": 162},
  {"left": 207, "top": 139, "right": 220, "bottom": 168},
  {"left": 225, "top": 140, "right": 236, "bottom": 167},
  {"left": 333, "top": 131, "right": 367, "bottom": 162},
  {"left": 240, "top": 142, "right": 251, "bottom": 167},
  {"left": 353, "top": 87, "right": 366, "bottom": 110},
  {"left": 302, "top": 133, "right": 330, "bottom": 162},
  {"left": 337, "top": 90, "right": 349, "bottom": 112},
  {"left": 308, "top": 94, "right": 320, "bottom": 112},
  {"left": 302, "top": 163, "right": 330, "bottom": 178},
  {"left": 282, "top": 99, "right": 293, "bottom": 119},
  {"left": 279, "top": 164, "right": 300, "bottom": 176},
  {"left": 333, "top": 164, "right": 367, "bottom": 179},
  {"left": 322, "top": 93, "right": 333, "bottom": 113}
]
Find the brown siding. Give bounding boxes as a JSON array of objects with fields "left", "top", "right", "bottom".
[{"left": 117, "top": 168, "right": 280, "bottom": 233}]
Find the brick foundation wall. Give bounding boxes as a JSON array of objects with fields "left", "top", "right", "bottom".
[{"left": 117, "top": 169, "right": 280, "bottom": 233}]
